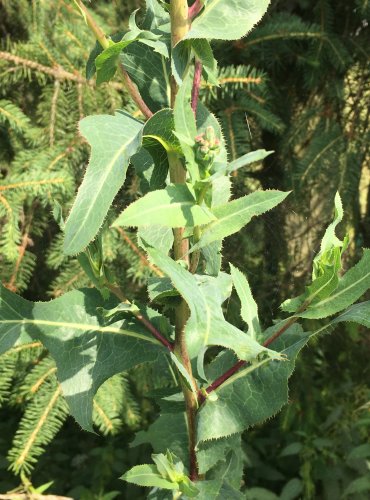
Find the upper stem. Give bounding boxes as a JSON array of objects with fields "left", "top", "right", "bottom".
[{"left": 170, "top": 0, "right": 199, "bottom": 481}]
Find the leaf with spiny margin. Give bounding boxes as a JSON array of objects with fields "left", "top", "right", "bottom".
[
  {"left": 197, "top": 434, "right": 242, "bottom": 475},
  {"left": 227, "top": 150, "right": 274, "bottom": 174},
  {"left": 132, "top": 412, "right": 189, "bottom": 465},
  {"left": 121, "top": 464, "right": 178, "bottom": 490},
  {"left": 201, "top": 177, "right": 232, "bottom": 276},
  {"left": 282, "top": 192, "right": 346, "bottom": 313},
  {"left": 331, "top": 301, "right": 370, "bottom": 328},
  {"left": 145, "top": 246, "right": 283, "bottom": 365},
  {"left": 173, "top": 75, "right": 199, "bottom": 181},
  {"left": 0, "top": 283, "right": 164, "bottom": 430},
  {"left": 298, "top": 249, "right": 370, "bottom": 319},
  {"left": 63, "top": 111, "right": 143, "bottom": 255},
  {"left": 192, "top": 39, "right": 218, "bottom": 85},
  {"left": 230, "top": 264, "right": 261, "bottom": 340},
  {"left": 196, "top": 325, "right": 308, "bottom": 442},
  {"left": 121, "top": 42, "right": 171, "bottom": 112},
  {"left": 112, "top": 184, "right": 216, "bottom": 228},
  {"left": 138, "top": 225, "right": 174, "bottom": 255},
  {"left": 191, "top": 190, "right": 290, "bottom": 252},
  {"left": 184, "top": 0, "right": 271, "bottom": 41}
]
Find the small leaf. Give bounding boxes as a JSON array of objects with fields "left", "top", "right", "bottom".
[
  {"left": 63, "top": 111, "right": 143, "bottom": 255},
  {"left": 230, "top": 264, "right": 261, "bottom": 340},
  {"left": 95, "top": 40, "right": 136, "bottom": 85},
  {"left": 279, "top": 442, "right": 302, "bottom": 457},
  {"left": 121, "top": 464, "right": 178, "bottom": 490},
  {"left": 191, "top": 190, "right": 290, "bottom": 252},
  {"left": 227, "top": 150, "right": 274, "bottom": 174},
  {"left": 113, "top": 184, "right": 216, "bottom": 228},
  {"left": 192, "top": 39, "right": 218, "bottom": 85}
]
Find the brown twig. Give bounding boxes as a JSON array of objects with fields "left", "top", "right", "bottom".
[{"left": 0, "top": 495, "right": 73, "bottom": 500}]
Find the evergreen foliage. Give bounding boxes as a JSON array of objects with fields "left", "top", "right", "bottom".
[{"left": 0, "top": 0, "right": 368, "bottom": 498}]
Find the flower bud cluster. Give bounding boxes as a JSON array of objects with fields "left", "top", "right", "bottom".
[{"left": 194, "top": 126, "right": 220, "bottom": 175}]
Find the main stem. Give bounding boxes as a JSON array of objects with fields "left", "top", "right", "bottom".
[{"left": 170, "top": 0, "right": 199, "bottom": 481}]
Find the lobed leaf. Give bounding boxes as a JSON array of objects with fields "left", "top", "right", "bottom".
[
  {"left": 0, "top": 284, "right": 164, "bottom": 430},
  {"left": 63, "top": 111, "right": 143, "bottom": 255}
]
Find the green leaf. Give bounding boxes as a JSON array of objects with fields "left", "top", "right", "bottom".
[
  {"left": 299, "top": 249, "right": 370, "bottom": 319},
  {"left": 138, "top": 225, "right": 174, "bottom": 255},
  {"left": 95, "top": 40, "right": 136, "bottom": 85},
  {"left": 131, "top": 147, "right": 168, "bottom": 194},
  {"left": 192, "top": 39, "right": 218, "bottom": 85},
  {"left": 113, "top": 184, "right": 216, "bottom": 228},
  {"left": 191, "top": 190, "right": 290, "bottom": 252},
  {"left": 173, "top": 75, "right": 199, "bottom": 181},
  {"left": 0, "top": 284, "right": 163, "bottom": 430},
  {"left": 280, "top": 478, "right": 303, "bottom": 500},
  {"left": 121, "top": 42, "right": 171, "bottom": 112},
  {"left": 142, "top": 0, "right": 170, "bottom": 30},
  {"left": 227, "top": 150, "right": 274, "bottom": 174},
  {"left": 230, "top": 264, "right": 261, "bottom": 340},
  {"left": 197, "top": 434, "right": 242, "bottom": 475},
  {"left": 143, "top": 108, "right": 181, "bottom": 153},
  {"left": 185, "top": 0, "right": 271, "bottom": 41},
  {"left": 331, "top": 301, "right": 370, "bottom": 328},
  {"left": 121, "top": 464, "right": 178, "bottom": 490},
  {"left": 196, "top": 325, "right": 309, "bottom": 442},
  {"left": 145, "top": 246, "right": 283, "bottom": 366},
  {"left": 282, "top": 193, "right": 346, "bottom": 314},
  {"left": 63, "top": 111, "right": 143, "bottom": 255}
]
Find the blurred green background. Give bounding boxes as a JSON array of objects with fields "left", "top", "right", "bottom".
[{"left": 0, "top": 0, "right": 369, "bottom": 498}]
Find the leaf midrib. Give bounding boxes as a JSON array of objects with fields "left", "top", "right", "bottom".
[{"left": 0, "top": 319, "right": 159, "bottom": 344}]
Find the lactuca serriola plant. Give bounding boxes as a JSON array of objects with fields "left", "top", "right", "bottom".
[{"left": 1, "top": 0, "right": 370, "bottom": 497}]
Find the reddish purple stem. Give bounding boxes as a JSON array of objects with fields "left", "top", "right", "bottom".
[
  {"left": 191, "top": 61, "right": 202, "bottom": 115},
  {"left": 189, "top": 0, "right": 204, "bottom": 19}
]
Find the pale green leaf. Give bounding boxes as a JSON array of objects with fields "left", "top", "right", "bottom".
[
  {"left": 112, "top": 184, "right": 216, "bottom": 228},
  {"left": 63, "top": 111, "right": 143, "bottom": 255},
  {"left": 173, "top": 75, "right": 199, "bottom": 181},
  {"left": 145, "top": 247, "right": 283, "bottom": 365},
  {"left": 0, "top": 284, "right": 164, "bottom": 430},
  {"left": 143, "top": 108, "right": 181, "bottom": 153},
  {"left": 191, "top": 39, "right": 218, "bottom": 85},
  {"left": 299, "top": 249, "right": 370, "bottom": 319},
  {"left": 191, "top": 190, "right": 290, "bottom": 252},
  {"left": 185, "top": 0, "right": 271, "bottom": 41},
  {"left": 227, "top": 150, "right": 274, "bottom": 174},
  {"left": 121, "top": 42, "right": 171, "bottom": 112},
  {"left": 230, "top": 264, "right": 261, "bottom": 340},
  {"left": 196, "top": 325, "right": 308, "bottom": 442},
  {"left": 121, "top": 464, "right": 178, "bottom": 489}
]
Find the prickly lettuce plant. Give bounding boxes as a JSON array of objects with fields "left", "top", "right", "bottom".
[{"left": 1, "top": 0, "right": 370, "bottom": 497}]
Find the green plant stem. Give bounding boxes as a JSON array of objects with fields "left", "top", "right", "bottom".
[
  {"left": 75, "top": 0, "right": 153, "bottom": 118},
  {"left": 170, "top": 0, "right": 199, "bottom": 481}
]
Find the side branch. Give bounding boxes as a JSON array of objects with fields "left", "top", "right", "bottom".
[
  {"left": 108, "top": 285, "right": 174, "bottom": 351},
  {"left": 191, "top": 60, "right": 202, "bottom": 115},
  {"left": 200, "top": 314, "right": 303, "bottom": 403},
  {"left": 75, "top": 0, "right": 153, "bottom": 118}
]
